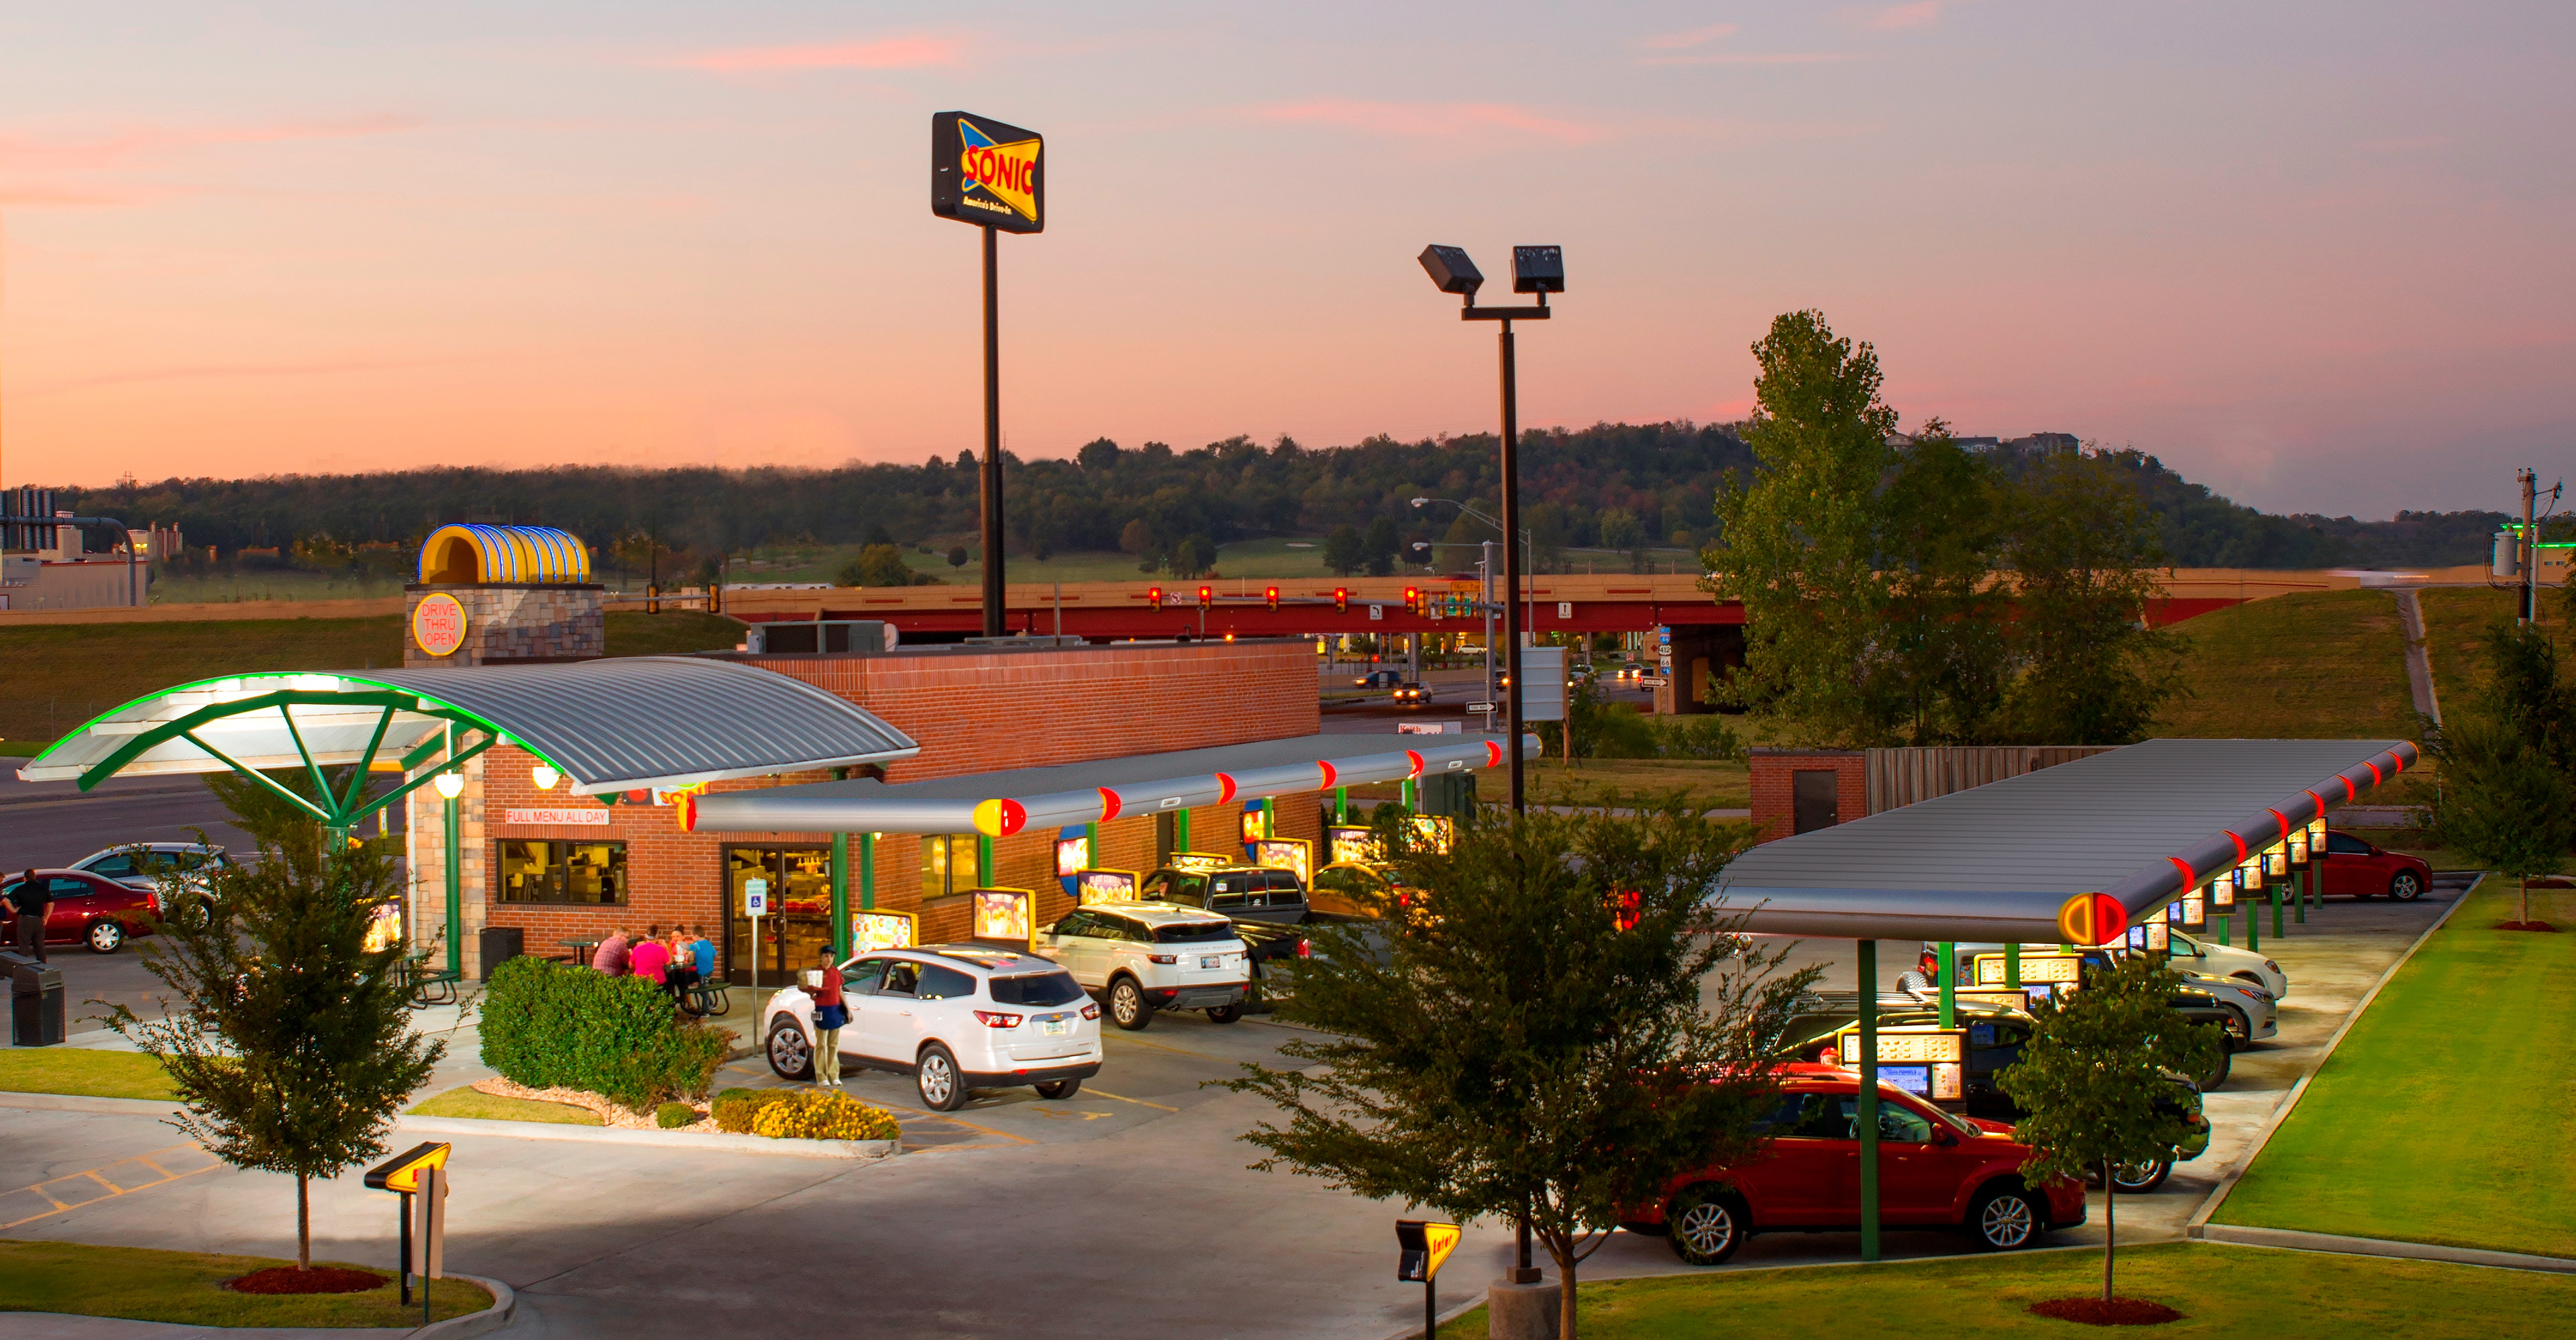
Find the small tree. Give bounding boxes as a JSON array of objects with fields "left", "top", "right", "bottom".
[
  {"left": 945, "top": 544, "right": 969, "bottom": 569},
  {"left": 1998, "top": 954, "right": 2220, "bottom": 1305},
  {"left": 2430, "top": 622, "right": 2576, "bottom": 925},
  {"left": 111, "top": 785, "right": 442, "bottom": 1270},
  {"left": 1226, "top": 805, "right": 1816, "bottom": 1340},
  {"left": 1322, "top": 523, "right": 1365, "bottom": 576},
  {"left": 2000, "top": 448, "right": 2188, "bottom": 744}
]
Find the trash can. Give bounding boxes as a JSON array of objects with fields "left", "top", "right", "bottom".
[
  {"left": 478, "top": 925, "right": 524, "bottom": 981},
  {"left": 5, "top": 950, "right": 66, "bottom": 1047}
]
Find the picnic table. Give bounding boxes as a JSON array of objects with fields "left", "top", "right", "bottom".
[{"left": 557, "top": 937, "right": 602, "bottom": 966}]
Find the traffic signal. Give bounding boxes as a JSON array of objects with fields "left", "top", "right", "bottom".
[
  {"left": 1265, "top": 585, "right": 1279, "bottom": 611},
  {"left": 1334, "top": 586, "right": 1348, "bottom": 614},
  {"left": 1403, "top": 586, "right": 1419, "bottom": 613},
  {"left": 1197, "top": 584, "right": 1213, "bottom": 609},
  {"left": 1148, "top": 586, "right": 1164, "bottom": 609}
]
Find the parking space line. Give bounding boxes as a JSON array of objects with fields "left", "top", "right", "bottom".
[
  {"left": 1099, "top": 1035, "right": 1224, "bottom": 1061},
  {"left": 1085, "top": 1088, "right": 1178, "bottom": 1113},
  {"left": 3, "top": 1143, "right": 218, "bottom": 1232}
]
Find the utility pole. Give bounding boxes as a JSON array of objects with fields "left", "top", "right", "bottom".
[{"left": 2520, "top": 468, "right": 2538, "bottom": 625}]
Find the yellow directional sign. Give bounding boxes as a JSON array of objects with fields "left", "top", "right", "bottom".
[
  {"left": 1396, "top": 1219, "right": 1462, "bottom": 1282},
  {"left": 362, "top": 1141, "right": 451, "bottom": 1194}
]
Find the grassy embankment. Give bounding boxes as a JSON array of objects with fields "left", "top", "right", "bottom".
[
  {"left": 2214, "top": 876, "right": 2576, "bottom": 1256},
  {"left": 1429, "top": 1241, "right": 2576, "bottom": 1337},
  {"left": 0, "top": 610, "right": 740, "bottom": 745},
  {"left": 0, "top": 1239, "right": 488, "bottom": 1326},
  {"left": 2151, "top": 588, "right": 2420, "bottom": 741}
]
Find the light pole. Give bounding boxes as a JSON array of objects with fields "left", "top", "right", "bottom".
[
  {"left": 1420, "top": 242, "right": 1561, "bottom": 1288},
  {"left": 1410, "top": 239, "right": 1560, "bottom": 818}
]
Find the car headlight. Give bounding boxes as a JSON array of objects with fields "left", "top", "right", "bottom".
[{"left": 2263, "top": 960, "right": 2279, "bottom": 974}]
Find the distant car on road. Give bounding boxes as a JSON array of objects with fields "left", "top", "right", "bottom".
[
  {"left": 1391, "top": 682, "right": 1433, "bottom": 705},
  {"left": 0, "top": 870, "right": 164, "bottom": 954},
  {"left": 2320, "top": 829, "right": 2432, "bottom": 900},
  {"left": 1352, "top": 670, "right": 1405, "bottom": 690},
  {"left": 70, "top": 843, "right": 233, "bottom": 897},
  {"left": 1619, "top": 661, "right": 1646, "bottom": 681}
]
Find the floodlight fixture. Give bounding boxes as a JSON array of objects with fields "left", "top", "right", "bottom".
[
  {"left": 1418, "top": 246, "right": 1483, "bottom": 299},
  {"left": 1511, "top": 245, "right": 1564, "bottom": 295},
  {"left": 531, "top": 764, "right": 560, "bottom": 791},
  {"left": 434, "top": 771, "right": 465, "bottom": 800}
]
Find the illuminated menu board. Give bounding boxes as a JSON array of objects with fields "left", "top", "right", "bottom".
[
  {"left": 1253, "top": 838, "right": 1313, "bottom": 884},
  {"left": 1167, "top": 852, "right": 1232, "bottom": 872},
  {"left": 969, "top": 888, "right": 1036, "bottom": 947},
  {"left": 1838, "top": 1027, "right": 1966, "bottom": 1101},
  {"left": 852, "top": 911, "right": 916, "bottom": 955},
  {"left": 1075, "top": 870, "right": 1139, "bottom": 906},
  {"left": 1055, "top": 835, "right": 1091, "bottom": 878},
  {"left": 1976, "top": 953, "right": 2082, "bottom": 985},
  {"left": 1326, "top": 825, "right": 1382, "bottom": 866}
]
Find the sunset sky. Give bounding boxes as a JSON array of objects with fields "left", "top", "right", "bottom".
[{"left": 0, "top": 1, "right": 2567, "bottom": 517}]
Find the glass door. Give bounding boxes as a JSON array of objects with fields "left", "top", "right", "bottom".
[{"left": 725, "top": 845, "right": 837, "bottom": 985}]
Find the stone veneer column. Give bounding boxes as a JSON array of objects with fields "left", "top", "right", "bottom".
[{"left": 403, "top": 584, "right": 605, "bottom": 668}]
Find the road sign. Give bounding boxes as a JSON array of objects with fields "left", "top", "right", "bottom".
[
  {"left": 931, "top": 112, "right": 1044, "bottom": 233},
  {"left": 1557, "top": 601, "right": 1572, "bottom": 617},
  {"left": 364, "top": 1142, "right": 451, "bottom": 1193},
  {"left": 1468, "top": 701, "right": 1495, "bottom": 713},
  {"left": 1396, "top": 1219, "right": 1462, "bottom": 1281},
  {"left": 745, "top": 878, "right": 769, "bottom": 917}
]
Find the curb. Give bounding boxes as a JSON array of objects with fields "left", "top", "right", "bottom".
[
  {"left": 2182, "top": 873, "right": 2479, "bottom": 1237},
  {"left": 2197, "top": 1225, "right": 2576, "bottom": 1275},
  {"left": 391, "top": 1113, "right": 895, "bottom": 1159},
  {"left": 412, "top": 1273, "right": 515, "bottom": 1339}
]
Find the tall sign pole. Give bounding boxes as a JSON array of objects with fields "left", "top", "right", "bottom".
[{"left": 932, "top": 112, "right": 1046, "bottom": 638}]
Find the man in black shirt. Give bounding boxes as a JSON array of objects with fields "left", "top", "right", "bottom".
[{"left": 3, "top": 870, "right": 51, "bottom": 962}]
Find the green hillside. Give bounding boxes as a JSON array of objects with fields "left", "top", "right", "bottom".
[{"left": 2153, "top": 588, "right": 2419, "bottom": 741}]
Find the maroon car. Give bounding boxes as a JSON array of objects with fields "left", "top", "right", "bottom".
[
  {"left": 1619, "top": 1064, "right": 2086, "bottom": 1264},
  {"left": 2320, "top": 829, "right": 2432, "bottom": 900},
  {"left": 0, "top": 870, "right": 163, "bottom": 954}
]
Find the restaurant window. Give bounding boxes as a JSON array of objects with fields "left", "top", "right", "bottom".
[
  {"left": 724, "top": 845, "right": 835, "bottom": 985},
  {"left": 921, "top": 833, "right": 979, "bottom": 897},
  {"left": 498, "top": 841, "right": 627, "bottom": 905}
]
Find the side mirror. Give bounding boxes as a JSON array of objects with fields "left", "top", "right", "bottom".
[{"left": 1934, "top": 1125, "right": 1959, "bottom": 1147}]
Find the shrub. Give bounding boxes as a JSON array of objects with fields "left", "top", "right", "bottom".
[
  {"left": 655, "top": 1102, "right": 696, "bottom": 1129},
  {"left": 712, "top": 1087, "right": 794, "bottom": 1134},
  {"left": 749, "top": 1089, "right": 903, "bottom": 1142},
  {"left": 479, "top": 958, "right": 732, "bottom": 1111},
  {"left": 1651, "top": 714, "right": 1743, "bottom": 762}
]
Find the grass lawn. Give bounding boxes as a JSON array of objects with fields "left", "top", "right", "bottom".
[
  {"left": 0, "top": 1049, "right": 176, "bottom": 1100},
  {"left": 0, "top": 1238, "right": 488, "bottom": 1326},
  {"left": 2418, "top": 586, "right": 2570, "bottom": 718},
  {"left": 1430, "top": 1241, "right": 2576, "bottom": 1337},
  {"left": 407, "top": 1084, "right": 601, "bottom": 1125},
  {"left": 2153, "top": 588, "right": 2419, "bottom": 740},
  {"left": 0, "top": 611, "right": 739, "bottom": 746},
  {"left": 2214, "top": 877, "right": 2576, "bottom": 1257}
]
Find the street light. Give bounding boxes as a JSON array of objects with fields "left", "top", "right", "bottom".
[{"left": 1416, "top": 244, "right": 1559, "bottom": 818}]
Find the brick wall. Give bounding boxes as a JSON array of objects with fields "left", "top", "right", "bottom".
[
  {"left": 409, "top": 639, "right": 1321, "bottom": 978},
  {"left": 1747, "top": 750, "right": 1868, "bottom": 844}
]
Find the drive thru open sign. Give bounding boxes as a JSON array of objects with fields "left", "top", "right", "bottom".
[{"left": 1397, "top": 1219, "right": 1462, "bottom": 1336}]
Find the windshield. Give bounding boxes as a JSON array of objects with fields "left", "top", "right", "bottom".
[
  {"left": 988, "top": 971, "right": 1086, "bottom": 1007},
  {"left": 1155, "top": 921, "right": 1237, "bottom": 944}
]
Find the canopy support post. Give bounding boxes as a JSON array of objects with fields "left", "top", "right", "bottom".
[
  {"left": 830, "top": 833, "right": 851, "bottom": 961},
  {"left": 1857, "top": 938, "right": 1881, "bottom": 1264}
]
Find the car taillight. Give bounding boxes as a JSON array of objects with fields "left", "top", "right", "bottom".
[
  {"left": 1081, "top": 1003, "right": 1100, "bottom": 1020},
  {"left": 972, "top": 1011, "right": 1022, "bottom": 1029},
  {"left": 1297, "top": 938, "right": 1311, "bottom": 958},
  {"left": 1148, "top": 954, "right": 1179, "bottom": 964}
]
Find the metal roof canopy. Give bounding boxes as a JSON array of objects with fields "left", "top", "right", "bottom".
[
  {"left": 21, "top": 657, "right": 920, "bottom": 798},
  {"left": 692, "top": 731, "right": 1537, "bottom": 837},
  {"left": 1721, "top": 737, "right": 2420, "bottom": 943}
]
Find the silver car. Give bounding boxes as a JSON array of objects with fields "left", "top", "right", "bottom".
[{"left": 69, "top": 843, "right": 233, "bottom": 896}]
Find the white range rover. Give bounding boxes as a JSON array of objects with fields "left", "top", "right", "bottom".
[
  {"left": 763, "top": 945, "right": 1102, "bottom": 1111},
  {"left": 1034, "top": 903, "right": 1251, "bottom": 1030}
]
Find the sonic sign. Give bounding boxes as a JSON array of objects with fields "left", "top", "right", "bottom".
[{"left": 932, "top": 112, "right": 1044, "bottom": 234}]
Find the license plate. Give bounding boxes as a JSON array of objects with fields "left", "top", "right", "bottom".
[
  {"left": 1039, "top": 1019, "right": 1069, "bottom": 1037},
  {"left": 1200, "top": 956, "right": 1220, "bottom": 970}
]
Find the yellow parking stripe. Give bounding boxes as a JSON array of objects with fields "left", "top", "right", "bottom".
[
  {"left": 1, "top": 1144, "right": 221, "bottom": 1232},
  {"left": 1085, "top": 1088, "right": 1178, "bottom": 1113}
]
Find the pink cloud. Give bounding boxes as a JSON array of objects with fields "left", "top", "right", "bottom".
[
  {"left": 0, "top": 115, "right": 423, "bottom": 174},
  {"left": 1872, "top": 2, "right": 1944, "bottom": 30},
  {"left": 1640, "top": 52, "right": 1866, "bottom": 66},
  {"left": 1255, "top": 100, "right": 1623, "bottom": 146},
  {"left": 1643, "top": 23, "right": 1739, "bottom": 50},
  {"left": 668, "top": 36, "right": 962, "bottom": 72}
]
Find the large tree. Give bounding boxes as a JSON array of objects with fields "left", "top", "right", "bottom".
[
  {"left": 111, "top": 770, "right": 443, "bottom": 1271},
  {"left": 1705, "top": 310, "right": 1901, "bottom": 744},
  {"left": 2000, "top": 446, "right": 2188, "bottom": 743},
  {"left": 1226, "top": 805, "right": 1815, "bottom": 1340},
  {"left": 1879, "top": 421, "right": 2012, "bottom": 743}
]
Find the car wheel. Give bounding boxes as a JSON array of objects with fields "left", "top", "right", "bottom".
[
  {"left": 916, "top": 1043, "right": 968, "bottom": 1112},
  {"left": 1664, "top": 1186, "right": 1747, "bottom": 1266},
  {"left": 765, "top": 1017, "right": 814, "bottom": 1081},
  {"left": 2196, "top": 1045, "right": 2233, "bottom": 1090},
  {"left": 2388, "top": 870, "right": 2424, "bottom": 901},
  {"left": 1033, "top": 1078, "right": 1081, "bottom": 1100},
  {"left": 1108, "top": 977, "right": 1152, "bottom": 1031},
  {"left": 1968, "top": 1185, "right": 2042, "bottom": 1251},
  {"left": 2110, "top": 1159, "right": 2172, "bottom": 1194},
  {"left": 2222, "top": 1006, "right": 2252, "bottom": 1051},
  {"left": 86, "top": 920, "right": 124, "bottom": 954},
  {"left": 1204, "top": 1004, "right": 1243, "bottom": 1024}
]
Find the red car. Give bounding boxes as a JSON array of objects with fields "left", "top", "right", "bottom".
[
  {"left": 0, "top": 870, "right": 163, "bottom": 954},
  {"left": 2320, "top": 830, "right": 2431, "bottom": 900},
  {"left": 1621, "top": 1066, "right": 2085, "bottom": 1264}
]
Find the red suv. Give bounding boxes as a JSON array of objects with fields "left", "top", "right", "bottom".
[
  {"left": 1621, "top": 1067, "right": 2085, "bottom": 1264},
  {"left": 2320, "top": 829, "right": 2431, "bottom": 900},
  {"left": 0, "top": 870, "right": 163, "bottom": 954}
]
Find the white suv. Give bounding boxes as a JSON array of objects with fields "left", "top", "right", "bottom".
[
  {"left": 763, "top": 945, "right": 1102, "bottom": 1112},
  {"left": 1034, "top": 903, "right": 1250, "bottom": 1030},
  {"left": 2166, "top": 931, "right": 2288, "bottom": 1002}
]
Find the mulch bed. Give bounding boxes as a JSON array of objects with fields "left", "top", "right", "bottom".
[
  {"left": 225, "top": 1266, "right": 387, "bottom": 1294},
  {"left": 2493, "top": 921, "right": 2559, "bottom": 932},
  {"left": 2028, "top": 1297, "right": 2184, "bottom": 1326}
]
